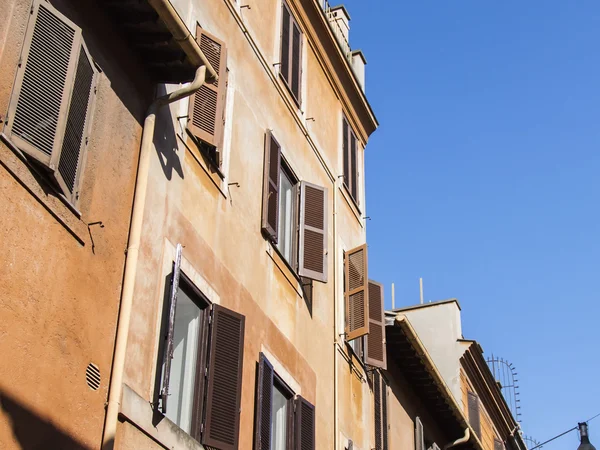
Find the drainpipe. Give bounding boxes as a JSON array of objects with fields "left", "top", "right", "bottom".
[
  {"left": 333, "top": 177, "right": 339, "bottom": 450},
  {"left": 101, "top": 65, "right": 207, "bottom": 450},
  {"left": 444, "top": 428, "right": 471, "bottom": 450},
  {"left": 147, "top": 0, "right": 218, "bottom": 84}
]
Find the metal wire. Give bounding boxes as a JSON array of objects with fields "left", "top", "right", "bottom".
[{"left": 528, "top": 412, "right": 600, "bottom": 450}]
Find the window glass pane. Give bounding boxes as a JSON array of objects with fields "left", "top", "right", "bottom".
[
  {"left": 277, "top": 169, "right": 294, "bottom": 263},
  {"left": 163, "top": 286, "right": 202, "bottom": 433},
  {"left": 271, "top": 385, "right": 288, "bottom": 450}
]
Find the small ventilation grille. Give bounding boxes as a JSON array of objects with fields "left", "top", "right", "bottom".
[{"left": 86, "top": 363, "right": 100, "bottom": 391}]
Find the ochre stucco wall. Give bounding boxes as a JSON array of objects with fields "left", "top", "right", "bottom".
[{"left": 0, "top": 0, "right": 151, "bottom": 448}]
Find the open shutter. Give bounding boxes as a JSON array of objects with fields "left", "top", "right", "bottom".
[
  {"left": 160, "top": 243, "right": 183, "bottom": 414},
  {"left": 294, "top": 396, "right": 315, "bottom": 450},
  {"left": 415, "top": 417, "right": 425, "bottom": 450},
  {"left": 261, "top": 131, "right": 281, "bottom": 241},
  {"left": 468, "top": 392, "right": 481, "bottom": 438},
  {"left": 366, "top": 280, "right": 387, "bottom": 369},
  {"left": 254, "top": 353, "right": 274, "bottom": 450},
  {"left": 55, "top": 41, "right": 97, "bottom": 203},
  {"left": 298, "top": 181, "right": 328, "bottom": 282},
  {"left": 202, "top": 304, "right": 245, "bottom": 450},
  {"left": 188, "top": 26, "right": 227, "bottom": 154},
  {"left": 5, "top": 0, "right": 80, "bottom": 169},
  {"left": 345, "top": 244, "right": 368, "bottom": 340},
  {"left": 374, "top": 372, "right": 382, "bottom": 450}
]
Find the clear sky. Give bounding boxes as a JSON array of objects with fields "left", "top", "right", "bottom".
[{"left": 344, "top": 0, "right": 600, "bottom": 447}]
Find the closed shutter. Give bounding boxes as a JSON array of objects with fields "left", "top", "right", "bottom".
[
  {"left": 298, "top": 181, "right": 328, "bottom": 282},
  {"left": 280, "top": 1, "right": 302, "bottom": 104},
  {"left": 261, "top": 131, "right": 281, "bottom": 241},
  {"left": 159, "top": 243, "right": 183, "bottom": 414},
  {"left": 56, "top": 41, "right": 97, "bottom": 203},
  {"left": 345, "top": 244, "right": 369, "bottom": 340},
  {"left": 468, "top": 392, "right": 481, "bottom": 438},
  {"left": 343, "top": 119, "right": 350, "bottom": 188},
  {"left": 350, "top": 132, "right": 358, "bottom": 202},
  {"left": 290, "top": 21, "right": 302, "bottom": 101},
  {"left": 188, "top": 26, "right": 227, "bottom": 156},
  {"left": 280, "top": 3, "right": 290, "bottom": 85},
  {"left": 5, "top": 0, "right": 96, "bottom": 204},
  {"left": 294, "top": 396, "right": 315, "bottom": 450},
  {"left": 382, "top": 376, "right": 389, "bottom": 450},
  {"left": 374, "top": 372, "right": 382, "bottom": 450},
  {"left": 415, "top": 417, "right": 425, "bottom": 450},
  {"left": 366, "top": 280, "right": 387, "bottom": 369},
  {"left": 254, "top": 353, "right": 274, "bottom": 450},
  {"left": 494, "top": 439, "right": 504, "bottom": 450},
  {"left": 202, "top": 304, "right": 245, "bottom": 450}
]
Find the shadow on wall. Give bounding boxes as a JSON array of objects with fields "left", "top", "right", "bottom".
[
  {"left": 154, "top": 85, "right": 184, "bottom": 181},
  {"left": 0, "top": 389, "right": 108, "bottom": 450}
]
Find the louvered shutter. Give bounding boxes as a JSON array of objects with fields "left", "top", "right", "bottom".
[
  {"left": 494, "top": 439, "right": 504, "bottom": 450},
  {"left": 298, "top": 181, "right": 328, "bottom": 282},
  {"left": 55, "top": 41, "right": 97, "bottom": 203},
  {"left": 254, "top": 353, "right": 274, "bottom": 450},
  {"left": 294, "top": 396, "right": 315, "bottom": 450},
  {"left": 280, "top": 1, "right": 302, "bottom": 104},
  {"left": 366, "top": 280, "right": 387, "bottom": 369},
  {"left": 291, "top": 21, "right": 302, "bottom": 101},
  {"left": 5, "top": 0, "right": 96, "bottom": 204},
  {"left": 374, "top": 372, "right": 382, "bottom": 450},
  {"left": 350, "top": 133, "right": 358, "bottom": 202},
  {"left": 202, "top": 304, "right": 245, "bottom": 450},
  {"left": 345, "top": 245, "right": 369, "bottom": 340},
  {"left": 280, "top": 3, "right": 291, "bottom": 85},
  {"left": 261, "top": 131, "right": 281, "bottom": 241},
  {"left": 159, "top": 244, "right": 183, "bottom": 414},
  {"left": 342, "top": 119, "right": 350, "bottom": 188},
  {"left": 382, "top": 375, "right": 389, "bottom": 450},
  {"left": 415, "top": 417, "right": 425, "bottom": 450},
  {"left": 468, "top": 392, "right": 481, "bottom": 438},
  {"left": 188, "top": 26, "right": 227, "bottom": 155}
]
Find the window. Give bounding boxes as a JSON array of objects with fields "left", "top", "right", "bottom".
[
  {"left": 187, "top": 25, "right": 228, "bottom": 170},
  {"left": 158, "top": 244, "right": 246, "bottom": 449},
  {"left": 254, "top": 353, "right": 316, "bottom": 450},
  {"left": 468, "top": 391, "right": 481, "bottom": 438},
  {"left": 342, "top": 117, "right": 359, "bottom": 206},
  {"left": 4, "top": 0, "right": 98, "bottom": 206},
  {"left": 261, "top": 130, "right": 328, "bottom": 284},
  {"left": 374, "top": 371, "right": 389, "bottom": 450},
  {"left": 280, "top": 1, "right": 303, "bottom": 103}
]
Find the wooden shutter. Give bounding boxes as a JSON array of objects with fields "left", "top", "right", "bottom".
[
  {"left": 261, "top": 131, "right": 281, "bottom": 241},
  {"left": 291, "top": 21, "right": 302, "bottom": 101},
  {"left": 350, "top": 132, "right": 358, "bottom": 202},
  {"left": 294, "top": 396, "right": 315, "bottom": 450},
  {"left": 468, "top": 392, "right": 481, "bottom": 438},
  {"left": 254, "top": 353, "right": 274, "bottom": 450},
  {"left": 55, "top": 41, "right": 97, "bottom": 203},
  {"left": 5, "top": 0, "right": 96, "bottom": 204},
  {"left": 280, "top": 3, "right": 291, "bottom": 85},
  {"left": 382, "top": 376, "right": 389, "bottom": 450},
  {"left": 160, "top": 243, "right": 183, "bottom": 414},
  {"left": 202, "top": 304, "right": 245, "bottom": 450},
  {"left": 345, "top": 244, "right": 369, "bottom": 340},
  {"left": 374, "top": 372, "right": 382, "bottom": 450},
  {"left": 188, "top": 26, "right": 227, "bottom": 154},
  {"left": 298, "top": 181, "right": 328, "bottom": 282},
  {"left": 342, "top": 119, "right": 350, "bottom": 189},
  {"left": 280, "top": 1, "right": 302, "bottom": 104},
  {"left": 366, "top": 280, "right": 387, "bottom": 369},
  {"left": 415, "top": 417, "right": 425, "bottom": 450}
]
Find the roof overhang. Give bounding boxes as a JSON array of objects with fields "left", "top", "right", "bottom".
[{"left": 386, "top": 314, "right": 485, "bottom": 450}]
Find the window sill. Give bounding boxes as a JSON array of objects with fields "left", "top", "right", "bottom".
[
  {"left": 120, "top": 383, "right": 205, "bottom": 450},
  {"left": 278, "top": 72, "right": 302, "bottom": 112},
  {"left": 0, "top": 133, "right": 87, "bottom": 245},
  {"left": 266, "top": 240, "right": 304, "bottom": 298},
  {"left": 336, "top": 340, "right": 366, "bottom": 382},
  {"left": 179, "top": 133, "right": 228, "bottom": 200},
  {"left": 339, "top": 184, "right": 364, "bottom": 228}
]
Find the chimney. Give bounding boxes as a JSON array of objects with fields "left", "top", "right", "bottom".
[
  {"left": 351, "top": 50, "right": 367, "bottom": 92},
  {"left": 329, "top": 5, "right": 351, "bottom": 45}
]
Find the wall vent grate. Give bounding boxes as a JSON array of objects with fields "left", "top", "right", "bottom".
[{"left": 86, "top": 363, "right": 100, "bottom": 391}]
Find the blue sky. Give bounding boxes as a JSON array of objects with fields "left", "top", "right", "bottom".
[{"left": 345, "top": 0, "right": 600, "bottom": 447}]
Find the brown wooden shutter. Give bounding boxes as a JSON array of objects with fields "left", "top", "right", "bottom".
[
  {"left": 159, "top": 244, "right": 183, "bottom": 414},
  {"left": 291, "top": 21, "right": 302, "bottom": 101},
  {"left": 280, "top": 3, "right": 291, "bottom": 85},
  {"left": 350, "top": 132, "right": 358, "bottom": 202},
  {"left": 343, "top": 118, "right": 350, "bottom": 188},
  {"left": 382, "top": 376, "right": 389, "bottom": 450},
  {"left": 202, "top": 304, "right": 245, "bottom": 450},
  {"left": 55, "top": 41, "right": 97, "bottom": 203},
  {"left": 294, "top": 396, "right": 315, "bottom": 450},
  {"left": 374, "top": 372, "right": 382, "bottom": 450},
  {"left": 254, "top": 353, "right": 274, "bottom": 450},
  {"left": 366, "top": 280, "right": 387, "bottom": 369},
  {"left": 415, "top": 417, "right": 425, "bottom": 450},
  {"left": 5, "top": 2, "right": 85, "bottom": 176},
  {"left": 468, "top": 392, "right": 481, "bottom": 438},
  {"left": 280, "top": 1, "right": 302, "bottom": 104},
  {"left": 188, "top": 26, "right": 227, "bottom": 154},
  {"left": 345, "top": 244, "right": 369, "bottom": 340},
  {"left": 298, "top": 181, "right": 328, "bottom": 283},
  {"left": 261, "top": 131, "right": 281, "bottom": 241}
]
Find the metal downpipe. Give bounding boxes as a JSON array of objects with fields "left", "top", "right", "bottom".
[
  {"left": 445, "top": 428, "right": 471, "bottom": 450},
  {"left": 101, "top": 65, "right": 207, "bottom": 450}
]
